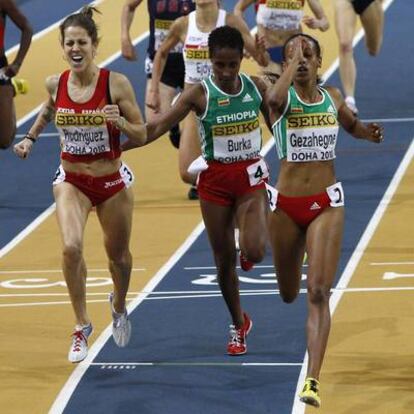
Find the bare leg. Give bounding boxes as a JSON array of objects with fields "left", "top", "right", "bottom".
[
  {"left": 200, "top": 199, "right": 244, "bottom": 327},
  {"left": 0, "top": 84, "right": 16, "bottom": 149},
  {"left": 235, "top": 189, "right": 268, "bottom": 264},
  {"left": 268, "top": 209, "right": 305, "bottom": 302},
  {"left": 96, "top": 186, "right": 134, "bottom": 313},
  {"left": 334, "top": 0, "right": 358, "bottom": 99},
  {"left": 53, "top": 182, "right": 92, "bottom": 326},
  {"left": 305, "top": 207, "right": 344, "bottom": 379},
  {"left": 360, "top": 0, "right": 384, "bottom": 56}
]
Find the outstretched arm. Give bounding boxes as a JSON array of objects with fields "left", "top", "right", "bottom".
[
  {"left": 233, "top": 0, "right": 256, "bottom": 18},
  {"left": 121, "top": 0, "right": 144, "bottom": 61},
  {"left": 227, "top": 14, "right": 270, "bottom": 67},
  {"left": 327, "top": 86, "right": 384, "bottom": 143},
  {"left": 13, "top": 75, "right": 57, "bottom": 158},
  {"left": 123, "top": 84, "right": 205, "bottom": 151},
  {"left": 3, "top": 0, "right": 33, "bottom": 77}
]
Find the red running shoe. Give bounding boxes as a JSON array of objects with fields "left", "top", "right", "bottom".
[
  {"left": 240, "top": 252, "right": 254, "bottom": 271},
  {"left": 227, "top": 312, "right": 253, "bottom": 356}
]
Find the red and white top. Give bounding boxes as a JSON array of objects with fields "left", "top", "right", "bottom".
[
  {"left": 256, "top": 0, "right": 304, "bottom": 31},
  {"left": 182, "top": 9, "right": 226, "bottom": 84},
  {"left": 55, "top": 68, "right": 121, "bottom": 163}
]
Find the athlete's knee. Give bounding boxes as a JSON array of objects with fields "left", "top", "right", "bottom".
[
  {"left": 0, "top": 139, "right": 12, "bottom": 150},
  {"left": 366, "top": 38, "right": 382, "bottom": 56},
  {"left": 339, "top": 40, "right": 353, "bottom": 55},
  {"left": 279, "top": 288, "right": 299, "bottom": 304},
  {"left": 243, "top": 244, "right": 265, "bottom": 264},
  {"left": 0, "top": 131, "right": 15, "bottom": 149},
  {"left": 307, "top": 285, "right": 331, "bottom": 305},
  {"left": 108, "top": 249, "right": 132, "bottom": 268},
  {"left": 62, "top": 244, "right": 83, "bottom": 264}
]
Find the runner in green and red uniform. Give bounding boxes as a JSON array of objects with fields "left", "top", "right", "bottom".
[
  {"left": 266, "top": 33, "right": 384, "bottom": 408},
  {"left": 126, "top": 25, "right": 271, "bottom": 356}
]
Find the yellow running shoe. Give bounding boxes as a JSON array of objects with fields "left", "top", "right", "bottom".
[
  {"left": 11, "top": 77, "right": 29, "bottom": 95},
  {"left": 299, "top": 377, "right": 321, "bottom": 408}
]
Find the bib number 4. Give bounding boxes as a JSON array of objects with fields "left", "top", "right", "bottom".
[{"left": 246, "top": 158, "right": 269, "bottom": 186}]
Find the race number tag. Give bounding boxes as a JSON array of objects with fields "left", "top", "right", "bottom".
[
  {"left": 144, "top": 56, "right": 153, "bottom": 75},
  {"left": 265, "top": 183, "right": 278, "bottom": 212},
  {"left": 326, "top": 182, "right": 344, "bottom": 207},
  {"left": 120, "top": 163, "right": 135, "bottom": 188},
  {"left": 246, "top": 158, "right": 269, "bottom": 186},
  {"left": 52, "top": 165, "right": 65, "bottom": 186}
]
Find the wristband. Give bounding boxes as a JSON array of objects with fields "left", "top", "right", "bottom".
[{"left": 24, "top": 133, "right": 36, "bottom": 143}]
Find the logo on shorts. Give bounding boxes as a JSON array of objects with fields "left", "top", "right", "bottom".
[
  {"left": 310, "top": 202, "right": 321, "bottom": 210},
  {"left": 104, "top": 178, "right": 123, "bottom": 189}
]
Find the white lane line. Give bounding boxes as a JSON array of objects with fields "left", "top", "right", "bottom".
[
  {"left": 3, "top": 286, "right": 413, "bottom": 308},
  {"left": 91, "top": 362, "right": 303, "bottom": 367},
  {"left": 0, "top": 204, "right": 56, "bottom": 259},
  {"left": 0, "top": 268, "right": 145, "bottom": 274},
  {"left": 361, "top": 117, "right": 414, "bottom": 123},
  {"left": 370, "top": 261, "right": 414, "bottom": 266},
  {"left": 383, "top": 272, "right": 414, "bottom": 280}
]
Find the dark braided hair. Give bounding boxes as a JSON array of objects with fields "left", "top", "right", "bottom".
[
  {"left": 60, "top": 6, "right": 101, "bottom": 45},
  {"left": 208, "top": 26, "right": 244, "bottom": 59}
]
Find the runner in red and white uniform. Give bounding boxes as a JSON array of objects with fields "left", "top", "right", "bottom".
[
  {"left": 14, "top": 7, "right": 146, "bottom": 363},
  {"left": 234, "top": 0, "right": 328, "bottom": 75}
]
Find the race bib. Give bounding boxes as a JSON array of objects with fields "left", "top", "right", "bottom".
[
  {"left": 246, "top": 158, "right": 269, "bottom": 186},
  {"left": 326, "top": 182, "right": 344, "bottom": 207}
]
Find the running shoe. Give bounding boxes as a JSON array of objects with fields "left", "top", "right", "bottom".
[
  {"left": 187, "top": 185, "right": 199, "bottom": 200},
  {"left": 227, "top": 312, "right": 253, "bottom": 356},
  {"left": 299, "top": 377, "right": 321, "bottom": 408},
  {"left": 68, "top": 323, "right": 93, "bottom": 363},
  {"left": 345, "top": 96, "right": 358, "bottom": 116},
  {"left": 109, "top": 292, "right": 132, "bottom": 347},
  {"left": 11, "top": 77, "right": 29, "bottom": 95},
  {"left": 240, "top": 252, "right": 254, "bottom": 272}
]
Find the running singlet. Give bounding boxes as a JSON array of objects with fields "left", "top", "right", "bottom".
[
  {"left": 147, "top": 0, "right": 194, "bottom": 59},
  {"left": 199, "top": 73, "right": 263, "bottom": 163},
  {"left": 183, "top": 9, "right": 226, "bottom": 84},
  {"left": 272, "top": 86, "right": 339, "bottom": 162},
  {"left": 55, "top": 68, "right": 121, "bottom": 163},
  {"left": 256, "top": 0, "right": 304, "bottom": 31}
]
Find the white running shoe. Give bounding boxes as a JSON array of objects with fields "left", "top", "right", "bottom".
[
  {"left": 68, "top": 323, "right": 93, "bottom": 363},
  {"left": 109, "top": 293, "right": 132, "bottom": 347}
]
